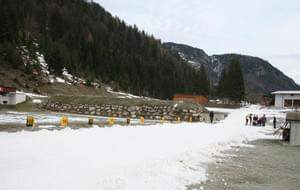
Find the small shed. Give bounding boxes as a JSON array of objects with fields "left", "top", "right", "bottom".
[
  {"left": 285, "top": 112, "right": 300, "bottom": 146},
  {"left": 0, "top": 85, "right": 26, "bottom": 105},
  {"left": 173, "top": 94, "right": 208, "bottom": 104}
]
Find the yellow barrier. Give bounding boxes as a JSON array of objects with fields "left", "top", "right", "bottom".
[
  {"left": 162, "top": 117, "right": 165, "bottom": 123},
  {"left": 127, "top": 117, "right": 130, "bottom": 124},
  {"left": 26, "top": 116, "right": 35, "bottom": 127},
  {"left": 206, "top": 117, "right": 210, "bottom": 121},
  {"left": 140, "top": 117, "right": 144, "bottom": 124},
  {"left": 109, "top": 117, "right": 114, "bottom": 125},
  {"left": 88, "top": 117, "right": 94, "bottom": 125},
  {"left": 189, "top": 117, "right": 193, "bottom": 122},
  {"left": 61, "top": 117, "right": 68, "bottom": 127},
  {"left": 199, "top": 117, "right": 202, "bottom": 121},
  {"left": 177, "top": 117, "right": 181, "bottom": 122}
]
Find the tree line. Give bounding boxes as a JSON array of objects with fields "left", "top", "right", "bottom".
[{"left": 217, "top": 58, "right": 245, "bottom": 102}]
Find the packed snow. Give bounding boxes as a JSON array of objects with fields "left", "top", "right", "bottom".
[{"left": 0, "top": 105, "right": 286, "bottom": 190}]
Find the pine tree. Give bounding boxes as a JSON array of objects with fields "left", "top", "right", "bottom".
[
  {"left": 227, "top": 58, "right": 245, "bottom": 102},
  {"left": 4, "top": 42, "right": 23, "bottom": 68},
  {"left": 217, "top": 68, "right": 227, "bottom": 98},
  {"left": 45, "top": 41, "right": 64, "bottom": 75},
  {"left": 199, "top": 64, "right": 209, "bottom": 95}
]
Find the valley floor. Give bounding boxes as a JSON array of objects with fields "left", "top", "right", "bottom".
[{"left": 0, "top": 105, "right": 286, "bottom": 190}]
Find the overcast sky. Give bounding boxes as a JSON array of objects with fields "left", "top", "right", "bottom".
[{"left": 94, "top": 0, "right": 300, "bottom": 84}]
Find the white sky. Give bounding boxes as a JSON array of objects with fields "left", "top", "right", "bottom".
[{"left": 94, "top": 0, "right": 300, "bottom": 84}]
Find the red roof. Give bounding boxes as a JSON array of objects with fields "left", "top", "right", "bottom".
[{"left": 0, "top": 86, "right": 17, "bottom": 93}]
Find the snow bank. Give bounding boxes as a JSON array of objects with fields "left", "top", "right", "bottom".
[
  {"left": 0, "top": 106, "right": 283, "bottom": 190},
  {"left": 32, "top": 99, "right": 42, "bottom": 103},
  {"left": 105, "top": 87, "right": 156, "bottom": 100}
]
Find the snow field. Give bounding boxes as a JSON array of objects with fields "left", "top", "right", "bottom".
[{"left": 0, "top": 106, "right": 285, "bottom": 190}]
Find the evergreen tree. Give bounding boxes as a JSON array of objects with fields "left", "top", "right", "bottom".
[
  {"left": 227, "top": 58, "right": 245, "bottom": 102},
  {"left": 217, "top": 68, "right": 227, "bottom": 98},
  {"left": 217, "top": 58, "right": 245, "bottom": 102},
  {"left": 199, "top": 64, "right": 209, "bottom": 95},
  {"left": 44, "top": 41, "right": 64, "bottom": 75},
  {"left": 3, "top": 42, "right": 23, "bottom": 68}
]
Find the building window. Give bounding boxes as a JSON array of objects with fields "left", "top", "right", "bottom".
[
  {"left": 294, "top": 100, "right": 300, "bottom": 107},
  {"left": 284, "top": 99, "right": 293, "bottom": 107}
]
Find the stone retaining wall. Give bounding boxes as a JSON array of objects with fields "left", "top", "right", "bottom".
[{"left": 41, "top": 102, "right": 218, "bottom": 121}]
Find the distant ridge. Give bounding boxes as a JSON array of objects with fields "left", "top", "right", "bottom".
[{"left": 164, "top": 42, "right": 300, "bottom": 94}]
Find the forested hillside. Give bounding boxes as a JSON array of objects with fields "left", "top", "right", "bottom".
[
  {"left": 215, "top": 54, "right": 300, "bottom": 93},
  {"left": 164, "top": 42, "right": 300, "bottom": 94},
  {"left": 0, "top": 0, "right": 209, "bottom": 99}
]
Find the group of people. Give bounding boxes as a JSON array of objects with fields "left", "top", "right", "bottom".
[{"left": 245, "top": 114, "right": 267, "bottom": 126}]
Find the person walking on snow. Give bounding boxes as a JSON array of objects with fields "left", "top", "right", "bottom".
[
  {"left": 245, "top": 114, "right": 249, "bottom": 125},
  {"left": 273, "top": 116, "right": 277, "bottom": 129},
  {"left": 262, "top": 114, "right": 267, "bottom": 126},
  {"left": 209, "top": 111, "right": 214, "bottom": 124}
]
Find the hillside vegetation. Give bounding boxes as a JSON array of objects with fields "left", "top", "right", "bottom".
[{"left": 0, "top": 0, "right": 210, "bottom": 99}]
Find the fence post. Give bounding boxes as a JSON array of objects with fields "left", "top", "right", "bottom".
[
  {"left": 26, "top": 116, "right": 35, "bottom": 127},
  {"left": 109, "top": 117, "right": 114, "bottom": 125},
  {"left": 162, "top": 117, "right": 165, "bottom": 123},
  {"left": 177, "top": 116, "right": 181, "bottom": 122},
  {"left": 88, "top": 117, "right": 94, "bottom": 125},
  {"left": 61, "top": 117, "right": 68, "bottom": 127}
]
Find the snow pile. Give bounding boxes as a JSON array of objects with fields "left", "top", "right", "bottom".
[
  {"left": 0, "top": 106, "right": 283, "bottom": 190},
  {"left": 38, "top": 125, "right": 56, "bottom": 129},
  {"left": 188, "top": 60, "right": 200, "bottom": 67},
  {"left": 19, "top": 45, "right": 85, "bottom": 86},
  {"left": 105, "top": 87, "right": 156, "bottom": 100},
  {"left": 21, "top": 92, "right": 48, "bottom": 98},
  {"left": 36, "top": 52, "right": 77, "bottom": 85},
  {"left": 16, "top": 91, "right": 47, "bottom": 104},
  {"left": 36, "top": 52, "right": 50, "bottom": 75},
  {"left": 32, "top": 99, "right": 42, "bottom": 103},
  {"left": 178, "top": 52, "right": 187, "bottom": 61}
]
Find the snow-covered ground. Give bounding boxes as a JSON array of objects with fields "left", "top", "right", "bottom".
[
  {"left": 0, "top": 111, "right": 152, "bottom": 126},
  {"left": 105, "top": 87, "right": 157, "bottom": 100},
  {"left": 0, "top": 105, "right": 285, "bottom": 190}
]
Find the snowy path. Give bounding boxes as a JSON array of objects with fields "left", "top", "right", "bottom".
[{"left": 0, "top": 106, "right": 284, "bottom": 190}]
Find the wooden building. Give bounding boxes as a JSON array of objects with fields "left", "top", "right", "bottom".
[{"left": 173, "top": 94, "right": 208, "bottom": 104}]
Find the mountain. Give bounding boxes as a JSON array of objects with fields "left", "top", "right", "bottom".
[
  {"left": 164, "top": 42, "right": 223, "bottom": 84},
  {"left": 164, "top": 42, "right": 300, "bottom": 94}
]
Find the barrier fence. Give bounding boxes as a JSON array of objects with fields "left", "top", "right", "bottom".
[{"left": 25, "top": 115, "right": 218, "bottom": 127}]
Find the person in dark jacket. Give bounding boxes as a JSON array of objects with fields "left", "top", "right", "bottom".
[
  {"left": 262, "top": 114, "right": 267, "bottom": 126},
  {"left": 253, "top": 115, "right": 258, "bottom": 126},
  {"left": 273, "top": 116, "right": 277, "bottom": 129},
  {"left": 209, "top": 111, "right": 214, "bottom": 124}
]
